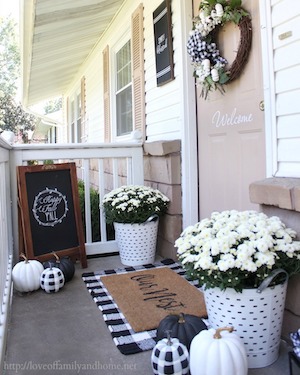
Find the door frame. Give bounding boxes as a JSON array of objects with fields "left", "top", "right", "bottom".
[
  {"left": 259, "top": 0, "right": 277, "bottom": 177},
  {"left": 181, "top": 0, "right": 275, "bottom": 227},
  {"left": 178, "top": 0, "right": 199, "bottom": 228}
]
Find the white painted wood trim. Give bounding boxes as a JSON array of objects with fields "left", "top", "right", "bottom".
[
  {"left": 0, "top": 144, "right": 13, "bottom": 371},
  {"left": 178, "top": 0, "right": 199, "bottom": 228},
  {"left": 259, "top": 0, "right": 278, "bottom": 177},
  {"left": 0, "top": 255, "right": 12, "bottom": 372},
  {"left": 83, "top": 159, "right": 92, "bottom": 243}
]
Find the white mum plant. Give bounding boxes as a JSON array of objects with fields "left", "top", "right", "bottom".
[
  {"left": 175, "top": 210, "right": 300, "bottom": 292},
  {"left": 102, "top": 185, "right": 169, "bottom": 224}
]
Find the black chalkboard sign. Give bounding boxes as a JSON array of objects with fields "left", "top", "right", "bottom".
[
  {"left": 17, "top": 163, "right": 87, "bottom": 267},
  {"left": 153, "top": 0, "right": 174, "bottom": 86}
]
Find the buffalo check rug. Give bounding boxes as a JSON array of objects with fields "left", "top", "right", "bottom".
[{"left": 82, "top": 258, "right": 205, "bottom": 355}]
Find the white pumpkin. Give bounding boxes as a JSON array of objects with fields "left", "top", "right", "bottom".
[
  {"left": 190, "top": 326, "right": 248, "bottom": 375},
  {"left": 12, "top": 254, "right": 44, "bottom": 292}
]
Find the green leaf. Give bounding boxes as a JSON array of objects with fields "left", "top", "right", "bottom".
[
  {"left": 206, "top": 76, "right": 214, "bottom": 85},
  {"left": 206, "top": 0, "right": 217, "bottom": 6},
  {"left": 229, "top": 0, "right": 242, "bottom": 9},
  {"left": 219, "top": 72, "right": 230, "bottom": 84},
  {"left": 232, "top": 12, "right": 242, "bottom": 24}
]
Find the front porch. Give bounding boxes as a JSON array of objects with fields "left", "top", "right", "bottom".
[
  {"left": 0, "top": 138, "right": 182, "bottom": 372},
  {"left": 0, "top": 139, "right": 296, "bottom": 374},
  {"left": 4, "top": 254, "right": 292, "bottom": 375}
]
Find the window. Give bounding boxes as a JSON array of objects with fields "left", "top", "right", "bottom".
[
  {"left": 76, "top": 92, "right": 82, "bottom": 142},
  {"left": 115, "top": 40, "right": 133, "bottom": 137},
  {"left": 103, "top": 4, "right": 144, "bottom": 143},
  {"left": 47, "top": 127, "right": 57, "bottom": 143},
  {"left": 68, "top": 88, "right": 82, "bottom": 143},
  {"left": 70, "top": 99, "right": 75, "bottom": 142}
]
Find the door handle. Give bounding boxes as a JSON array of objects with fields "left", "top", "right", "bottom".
[{"left": 259, "top": 100, "right": 264, "bottom": 111}]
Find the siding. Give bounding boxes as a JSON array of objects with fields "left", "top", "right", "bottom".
[
  {"left": 271, "top": 0, "right": 300, "bottom": 176},
  {"left": 63, "top": 0, "right": 183, "bottom": 143},
  {"left": 144, "top": 0, "right": 181, "bottom": 141}
]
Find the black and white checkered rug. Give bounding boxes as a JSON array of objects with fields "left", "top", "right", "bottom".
[{"left": 82, "top": 258, "right": 200, "bottom": 355}]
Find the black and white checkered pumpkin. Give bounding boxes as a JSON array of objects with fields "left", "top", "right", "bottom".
[
  {"left": 291, "top": 328, "right": 300, "bottom": 358},
  {"left": 40, "top": 266, "right": 65, "bottom": 293},
  {"left": 151, "top": 333, "right": 189, "bottom": 375}
]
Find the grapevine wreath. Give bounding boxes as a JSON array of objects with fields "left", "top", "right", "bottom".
[{"left": 187, "top": 0, "right": 252, "bottom": 99}]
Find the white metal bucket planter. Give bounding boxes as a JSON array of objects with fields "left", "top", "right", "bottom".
[
  {"left": 114, "top": 215, "right": 159, "bottom": 266},
  {"left": 204, "top": 269, "right": 288, "bottom": 369}
]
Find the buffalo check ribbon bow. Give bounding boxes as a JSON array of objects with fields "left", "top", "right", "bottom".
[{"left": 290, "top": 329, "right": 300, "bottom": 358}]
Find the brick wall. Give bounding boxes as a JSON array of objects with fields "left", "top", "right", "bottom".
[{"left": 143, "top": 140, "right": 182, "bottom": 260}]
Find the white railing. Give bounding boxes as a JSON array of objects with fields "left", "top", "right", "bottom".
[
  {"left": 0, "top": 138, "right": 13, "bottom": 371},
  {"left": 10, "top": 142, "right": 144, "bottom": 258},
  {"left": 0, "top": 140, "right": 143, "bottom": 368}
]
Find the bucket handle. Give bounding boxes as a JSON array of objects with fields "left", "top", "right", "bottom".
[
  {"left": 144, "top": 214, "right": 159, "bottom": 223},
  {"left": 257, "top": 268, "right": 289, "bottom": 293}
]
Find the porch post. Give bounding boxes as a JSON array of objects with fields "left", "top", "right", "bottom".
[{"left": 178, "top": 0, "right": 199, "bottom": 228}]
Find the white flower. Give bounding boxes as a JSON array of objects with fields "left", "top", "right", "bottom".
[
  {"left": 215, "top": 3, "right": 224, "bottom": 17},
  {"left": 195, "top": 23, "right": 204, "bottom": 33},
  {"left": 292, "top": 241, "right": 300, "bottom": 251},
  {"left": 176, "top": 240, "right": 191, "bottom": 255},
  {"left": 236, "top": 245, "right": 251, "bottom": 262},
  {"left": 176, "top": 209, "right": 300, "bottom": 291},
  {"left": 211, "top": 239, "right": 222, "bottom": 256},
  {"left": 117, "top": 203, "right": 127, "bottom": 211},
  {"left": 195, "top": 255, "right": 214, "bottom": 270},
  {"left": 102, "top": 185, "right": 169, "bottom": 224},
  {"left": 202, "top": 58, "right": 211, "bottom": 70},
  {"left": 211, "top": 68, "right": 219, "bottom": 82},
  {"left": 242, "top": 259, "right": 258, "bottom": 272},
  {"left": 217, "top": 254, "right": 235, "bottom": 271},
  {"left": 181, "top": 253, "right": 198, "bottom": 264},
  {"left": 255, "top": 251, "right": 276, "bottom": 267},
  {"left": 199, "top": 10, "right": 206, "bottom": 21},
  {"left": 255, "top": 239, "right": 271, "bottom": 253}
]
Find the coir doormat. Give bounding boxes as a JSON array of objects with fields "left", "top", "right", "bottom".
[
  {"left": 101, "top": 266, "right": 207, "bottom": 332},
  {"left": 82, "top": 259, "right": 207, "bottom": 355}
]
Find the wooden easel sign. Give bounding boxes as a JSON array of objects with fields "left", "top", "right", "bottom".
[{"left": 17, "top": 162, "right": 87, "bottom": 268}]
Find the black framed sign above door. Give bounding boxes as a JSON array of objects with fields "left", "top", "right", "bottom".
[{"left": 153, "top": 0, "right": 174, "bottom": 86}]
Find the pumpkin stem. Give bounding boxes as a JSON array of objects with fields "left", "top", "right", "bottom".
[
  {"left": 20, "top": 253, "right": 28, "bottom": 263},
  {"left": 52, "top": 252, "right": 60, "bottom": 262},
  {"left": 213, "top": 326, "right": 234, "bottom": 339},
  {"left": 166, "top": 330, "right": 173, "bottom": 345},
  {"left": 178, "top": 313, "right": 185, "bottom": 324}
]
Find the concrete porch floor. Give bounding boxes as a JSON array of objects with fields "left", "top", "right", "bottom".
[{"left": 3, "top": 254, "right": 294, "bottom": 375}]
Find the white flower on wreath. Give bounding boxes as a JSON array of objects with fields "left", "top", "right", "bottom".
[
  {"left": 186, "top": 0, "right": 250, "bottom": 99},
  {"left": 187, "top": 1, "right": 228, "bottom": 98}
]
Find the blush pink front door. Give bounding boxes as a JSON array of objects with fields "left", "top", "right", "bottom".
[{"left": 194, "top": 0, "right": 266, "bottom": 219}]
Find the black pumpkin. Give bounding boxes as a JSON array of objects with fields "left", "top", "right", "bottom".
[
  {"left": 156, "top": 313, "right": 207, "bottom": 350},
  {"left": 43, "top": 253, "right": 75, "bottom": 282}
]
